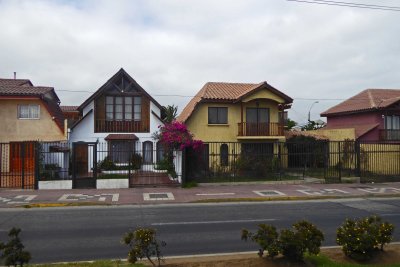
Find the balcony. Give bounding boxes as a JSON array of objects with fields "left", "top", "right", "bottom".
[
  {"left": 379, "top": 129, "right": 400, "bottom": 141},
  {"left": 95, "top": 120, "right": 148, "bottom": 133},
  {"left": 238, "top": 122, "right": 284, "bottom": 137}
]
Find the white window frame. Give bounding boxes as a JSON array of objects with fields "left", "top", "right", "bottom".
[{"left": 18, "top": 104, "right": 40, "bottom": 120}]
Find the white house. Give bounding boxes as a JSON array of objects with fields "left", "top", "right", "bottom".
[{"left": 69, "top": 69, "right": 165, "bottom": 168}]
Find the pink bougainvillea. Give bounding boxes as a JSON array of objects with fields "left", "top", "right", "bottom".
[{"left": 157, "top": 121, "right": 203, "bottom": 150}]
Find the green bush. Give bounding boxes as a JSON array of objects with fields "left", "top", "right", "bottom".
[
  {"left": 241, "top": 224, "right": 279, "bottom": 258},
  {"left": 242, "top": 220, "right": 324, "bottom": 262},
  {"left": 0, "top": 227, "right": 31, "bottom": 267},
  {"left": 121, "top": 228, "right": 166, "bottom": 267},
  {"left": 98, "top": 156, "right": 117, "bottom": 171},
  {"left": 336, "top": 215, "right": 394, "bottom": 261},
  {"left": 131, "top": 154, "right": 142, "bottom": 170}
]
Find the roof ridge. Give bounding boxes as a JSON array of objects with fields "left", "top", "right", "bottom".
[{"left": 367, "top": 89, "right": 377, "bottom": 108}]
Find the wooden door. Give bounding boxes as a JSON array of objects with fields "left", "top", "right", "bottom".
[
  {"left": 75, "top": 143, "right": 88, "bottom": 177},
  {"left": 10, "top": 142, "right": 35, "bottom": 173}
]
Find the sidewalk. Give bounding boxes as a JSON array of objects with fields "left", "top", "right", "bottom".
[{"left": 1, "top": 182, "right": 400, "bottom": 208}]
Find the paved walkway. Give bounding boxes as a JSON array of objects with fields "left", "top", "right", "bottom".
[{"left": 1, "top": 182, "right": 400, "bottom": 208}]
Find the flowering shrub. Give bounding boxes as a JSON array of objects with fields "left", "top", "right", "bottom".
[
  {"left": 156, "top": 121, "right": 203, "bottom": 150},
  {"left": 336, "top": 215, "right": 394, "bottom": 261}
]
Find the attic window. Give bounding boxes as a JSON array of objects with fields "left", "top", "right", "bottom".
[{"left": 106, "top": 96, "right": 141, "bottom": 121}]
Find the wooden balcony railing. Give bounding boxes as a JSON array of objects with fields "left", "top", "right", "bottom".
[
  {"left": 238, "top": 122, "right": 284, "bottom": 137},
  {"left": 95, "top": 120, "right": 148, "bottom": 133},
  {"left": 379, "top": 129, "right": 400, "bottom": 141}
]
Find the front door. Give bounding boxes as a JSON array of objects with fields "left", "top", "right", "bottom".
[
  {"left": 72, "top": 142, "right": 97, "bottom": 189},
  {"left": 246, "top": 108, "right": 269, "bottom": 136},
  {"left": 7, "top": 142, "right": 36, "bottom": 189}
]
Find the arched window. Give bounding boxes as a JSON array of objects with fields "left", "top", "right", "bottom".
[
  {"left": 220, "top": 144, "right": 228, "bottom": 166},
  {"left": 142, "top": 141, "right": 153, "bottom": 164}
]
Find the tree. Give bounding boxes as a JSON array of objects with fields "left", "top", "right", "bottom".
[
  {"left": 0, "top": 228, "right": 31, "bottom": 267},
  {"left": 161, "top": 105, "right": 178, "bottom": 123},
  {"left": 301, "top": 120, "right": 325, "bottom": 131},
  {"left": 286, "top": 118, "right": 297, "bottom": 130}
]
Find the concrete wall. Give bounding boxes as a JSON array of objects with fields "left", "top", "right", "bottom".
[
  {"left": 309, "top": 128, "right": 356, "bottom": 141},
  {"left": 0, "top": 99, "right": 66, "bottom": 142}
]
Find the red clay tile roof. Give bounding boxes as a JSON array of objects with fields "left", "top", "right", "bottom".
[
  {"left": 321, "top": 89, "right": 400, "bottom": 117},
  {"left": 0, "top": 78, "right": 33, "bottom": 87},
  {"left": 104, "top": 134, "right": 139, "bottom": 140},
  {"left": 0, "top": 78, "right": 65, "bottom": 133},
  {"left": 285, "top": 130, "right": 329, "bottom": 140},
  {"left": 60, "top": 106, "right": 79, "bottom": 112},
  {"left": 178, "top": 81, "right": 293, "bottom": 122}
]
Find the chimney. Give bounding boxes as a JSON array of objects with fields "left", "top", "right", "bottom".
[{"left": 13, "top": 72, "right": 16, "bottom": 80}]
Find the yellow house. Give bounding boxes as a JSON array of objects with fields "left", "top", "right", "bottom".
[
  {"left": 0, "top": 78, "right": 66, "bottom": 183},
  {"left": 178, "top": 81, "right": 293, "bottom": 143},
  {"left": 0, "top": 78, "right": 66, "bottom": 143}
]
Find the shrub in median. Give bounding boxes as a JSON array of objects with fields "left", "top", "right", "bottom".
[
  {"left": 122, "top": 228, "right": 166, "bottom": 267},
  {"left": 242, "top": 220, "right": 324, "bottom": 262},
  {"left": 0, "top": 227, "right": 31, "bottom": 267},
  {"left": 241, "top": 224, "right": 280, "bottom": 258},
  {"left": 336, "top": 215, "right": 394, "bottom": 261}
]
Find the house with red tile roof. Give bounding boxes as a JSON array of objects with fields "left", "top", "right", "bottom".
[
  {"left": 0, "top": 78, "right": 66, "bottom": 143},
  {"left": 320, "top": 89, "right": 400, "bottom": 141},
  {"left": 0, "top": 78, "right": 67, "bottom": 181},
  {"left": 178, "top": 81, "right": 293, "bottom": 143}
]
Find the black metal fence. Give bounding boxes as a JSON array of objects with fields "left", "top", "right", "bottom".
[
  {"left": 1, "top": 140, "right": 400, "bottom": 189},
  {"left": 35, "top": 141, "right": 182, "bottom": 188},
  {"left": 184, "top": 141, "right": 400, "bottom": 183}
]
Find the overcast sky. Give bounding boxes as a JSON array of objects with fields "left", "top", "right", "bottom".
[{"left": 1, "top": 0, "right": 399, "bottom": 124}]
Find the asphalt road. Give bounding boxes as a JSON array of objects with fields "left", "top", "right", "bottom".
[{"left": 0, "top": 198, "right": 400, "bottom": 263}]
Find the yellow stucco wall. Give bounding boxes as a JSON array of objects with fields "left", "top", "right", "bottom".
[
  {"left": 0, "top": 99, "right": 66, "bottom": 142},
  {"left": 308, "top": 128, "right": 356, "bottom": 141},
  {"left": 186, "top": 99, "right": 283, "bottom": 142}
]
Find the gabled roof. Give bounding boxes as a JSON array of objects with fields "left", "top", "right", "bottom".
[
  {"left": 177, "top": 81, "right": 293, "bottom": 123},
  {"left": 321, "top": 89, "right": 400, "bottom": 117},
  {"left": 0, "top": 78, "right": 64, "bottom": 133},
  {"left": 78, "top": 68, "right": 162, "bottom": 111}
]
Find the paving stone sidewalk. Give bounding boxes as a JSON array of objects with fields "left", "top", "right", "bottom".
[{"left": 0, "top": 182, "right": 400, "bottom": 208}]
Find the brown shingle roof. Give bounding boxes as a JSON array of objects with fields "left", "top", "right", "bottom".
[
  {"left": 60, "top": 106, "right": 79, "bottom": 112},
  {"left": 321, "top": 89, "right": 400, "bottom": 117},
  {"left": 177, "top": 81, "right": 293, "bottom": 123},
  {"left": 0, "top": 78, "right": 33, "bottom": 87},
  {"left": 0, "top": 85, "right": 54, "bottom": 96}
]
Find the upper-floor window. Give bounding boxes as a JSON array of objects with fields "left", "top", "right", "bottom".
[
  {"left": 385, "top": 115, "right": 400, "bottom": 130},
  {"left": 208, "top": 107, "right": 228, "bottom": 124},
  {"left": 106, "top": 96, "right": 141, "bottom": 121},
  {"left": 18, "top": 104, "right": 40, "bottom": 119}
]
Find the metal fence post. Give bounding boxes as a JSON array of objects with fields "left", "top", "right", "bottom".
[
  {"left": 181, "top": 148, "right": 186, "bottom": 186},
  {"left": 355, "top": 141, "right": 361, "bottom": 178},
  {"left": 34, "top": 142, "right": 40, "bottom": 189}
]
